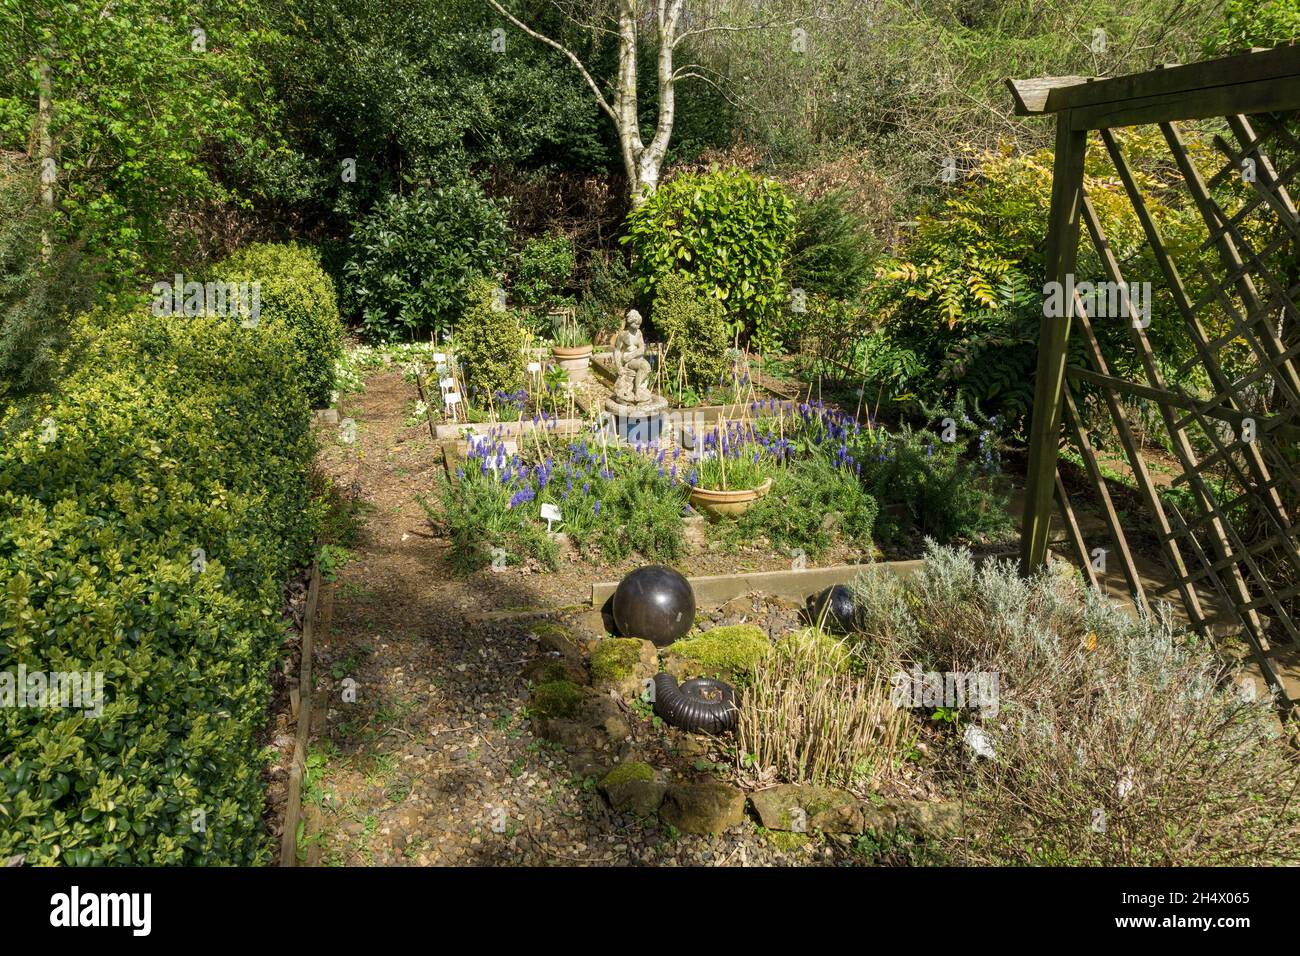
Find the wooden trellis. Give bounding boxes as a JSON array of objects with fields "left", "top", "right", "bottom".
[{"left": 1012, "top": 45, "right": 1300, "bottom": 709}]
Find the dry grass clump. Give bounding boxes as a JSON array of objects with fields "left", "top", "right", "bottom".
[
  {"left": 849, "top": 543, "right": 1300, "bottom": 866},
  {"left": 737, "top": 628, "right": 911, "bottom": 794}
]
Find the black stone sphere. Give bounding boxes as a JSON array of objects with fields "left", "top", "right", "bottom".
[
  {"left": 810, "top": 584, "right": 858, "bottom": 634},
  {"left": 612, "top": 565, "right": 695, "bottom": 647}
]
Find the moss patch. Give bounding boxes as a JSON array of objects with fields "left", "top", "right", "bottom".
[
  {"left": 590, "top": 638, "right": 646, "bottom": 683},
  {"left": 668, "top": 624, "right": 770, "bottom": 676},
  {"left": 531, "top": 680, "right": 584, "bottom": 719},
  {"left": 763, "top": 829, "right": 812, "bottom": 852},
  {"left": 532, "top": 661, "right": 574, "bottom": 684},
  {"left": 600, "top": 760, "right": 655, "bottom": 788}
]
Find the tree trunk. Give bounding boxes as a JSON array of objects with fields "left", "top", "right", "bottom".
[{"left": 36, "top": 56, "right": 54, "bottom": 260}]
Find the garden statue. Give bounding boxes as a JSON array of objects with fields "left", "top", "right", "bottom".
[
  {"left": 611, "top": 308, "right": 654, "bottom": 405},
  {"left": 604, "top": 308, "right": 667, "bottom": 443}
]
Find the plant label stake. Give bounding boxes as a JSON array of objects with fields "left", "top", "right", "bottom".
[
  {"left": 539, "top": 502, "right": 561, "bottom": 533},
  {"left": 444, "top": 390, "right": 462, "bottom": 423}
]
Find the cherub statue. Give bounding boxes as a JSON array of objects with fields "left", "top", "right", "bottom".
[{"left": 612, "top": 308, "right": 653, "bottom": 404}]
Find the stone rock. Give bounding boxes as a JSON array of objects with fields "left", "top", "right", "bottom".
[
  {"left": 894, "top": 799, "right": 963, "bottom": 838},
  {"left": 571, "top": 608, "right": 614, "bottom": 643},
  {"left": 750, "top": 784, "right": 864, "bottom": 834},
  {"left": 589, "top": 637, "right": 658, "bottom": 697},
  {"left": 520, "top": 656, "right": 588, "bottom": 687},
  {"left": 659, "top": 782, "right": 745, "bottom": 835},
  {"left": 529, "top": 622, "right": 581, "bottom": 664},
  {"left": 530, "top": 682, "right": 630, "bottom": 749},
  {"left": 599, "top": 761, "right": 667, "bottom": 816}
]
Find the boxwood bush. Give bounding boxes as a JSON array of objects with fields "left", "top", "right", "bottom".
[
  {"left": 0, "top": 306, "right": 318, "bottom": 865},
  {"left": 343, "top": 182, "right": 512, "bottom": 343},
  {"left": 210, "top": 241, "right": 344, "bottom": 408}
]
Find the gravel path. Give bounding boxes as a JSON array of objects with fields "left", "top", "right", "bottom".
[{"left": 301, "top": 365, "right": 856, "bottom": 866}]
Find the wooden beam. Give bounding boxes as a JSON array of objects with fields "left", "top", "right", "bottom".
[
  {"left": 1022, "top": 115, "right": 1088, "bottom": 575},
  {"left": 1006, "top": 75, "right": 1087, "bottom": 114},
  {"left": 1009, "top": 44, "right": 1300, "bottom": 117}
]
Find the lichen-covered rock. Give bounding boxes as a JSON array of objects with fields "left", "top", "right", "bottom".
[
  {"left": 530, "top": 681, "right": 631, "bottom": 749},
  {"left": 529, "top": 622, "right": 581, "bottom": 663},
  {"left": 750, "top": 784, "right": 864, "bottom": 833},
  {"left": 659, "top": 782, "right": 745, "bottom": 834},
  {"left": 589, "top": 637, "right": 658, "bottom": 697},
  {"left": 664, "top": 624, "right": 770, "bottom": 682},
  {"left": 893, "top": 798, "right": 963, "bottom": 838},
  {"left": 530, "top": 680, "right": 584, "bottom": 719},
  {"left": 600, "top": 761, "right": 666, "bottom": 816},
  {"left": 521, "top": 656, "right": 588, "bottom": 686}
]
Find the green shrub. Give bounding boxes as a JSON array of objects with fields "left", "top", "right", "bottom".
[
  {"left": 343, "top": 182, "right": 511, "bottom": 342},
  {"left": 653, "top": 272, "right": 731, "bottom": 393},
  {"left": 455, "top": 277, "right": 526, "bottom": 396},
  {"left": 869, "top": 133, "right": 1227, "bottom": 427},
  {"left": 591, "top": 456, "right": 688, "bottom": 564},
  {"left": 624, "top": 167, "right": 795, "bottom": 352},
  {"left": 577, "top": 249, "right": 637, "bottom": 342},
  {"left": 724, "top": 456, "right": 878, "bottom": 559},
  {"left": 786, "top": 190, "right": 876, "bottom": 301},
  {"left": 861, "top": 425, "right": 1011, "bottom": 547},
  {"left": 514, "top": 233, "right": 575, "bottom": 309},
  {"left": 211, "top": 241, "right": 344, "bottom": 408},
  {"left": 0, "top": 306, "right": 317, "bottom": 865},
  {"left": 0, "top": 155, "right": 101, "bottom": 403}
]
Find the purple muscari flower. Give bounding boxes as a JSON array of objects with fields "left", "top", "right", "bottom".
[
  {"left": 593, "top": 500, "right": 601, "bottom": 515},
  {"left": 582, "top": 482, "right": 590, "bottom": 496}
]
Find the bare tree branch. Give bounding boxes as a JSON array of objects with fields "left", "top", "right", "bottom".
[{"left": 484, "top": 0, "right": 618, "bottom": 124}]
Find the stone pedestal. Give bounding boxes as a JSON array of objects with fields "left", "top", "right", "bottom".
[{"left": 604, "top": 395, "right": 669, "bottom": 445}]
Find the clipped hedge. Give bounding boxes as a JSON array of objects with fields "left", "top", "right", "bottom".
[
  {"left": 0, "top": 306, "right": 318, "bottom": 865},
  {"left": 210, "top": 241, "right": 344, "bottom": 408}
]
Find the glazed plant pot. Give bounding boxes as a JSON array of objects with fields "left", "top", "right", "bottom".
[
  {"left": 688, "top": 477, "right": 772, "bottom": 519},
  {"left": 552, "top": 343, "right": 593, "bottom": 381}
]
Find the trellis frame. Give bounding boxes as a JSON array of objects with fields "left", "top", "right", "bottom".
[{"left": 1011, "top": 45, "right": 1300, "bottom": 708}]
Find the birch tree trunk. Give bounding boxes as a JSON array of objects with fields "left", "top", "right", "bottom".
[{"left": 487, "top": 0, "right": 686, "bottom": 207}]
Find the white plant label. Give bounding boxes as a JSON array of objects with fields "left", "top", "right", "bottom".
[{"left": 539, "top": 502, "right": 561, "bottom": 532}]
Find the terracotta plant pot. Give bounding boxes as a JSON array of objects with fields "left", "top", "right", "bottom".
[
  {"left": 688, "top": 477, "right": 773, "bottom": 519},
  {"left": 552, "top": 343, "right": 593, "bottom": 381}
]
